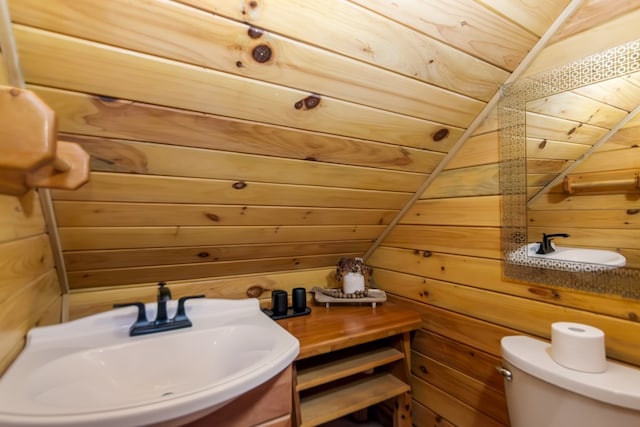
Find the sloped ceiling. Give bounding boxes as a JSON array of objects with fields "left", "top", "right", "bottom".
[{"left": 5, "top": 0, "right": 638, "bottom": 290}]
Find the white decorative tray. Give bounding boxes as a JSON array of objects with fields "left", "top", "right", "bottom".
[{"left": 312, "top": 288, "right": 387, "bottom": 308}]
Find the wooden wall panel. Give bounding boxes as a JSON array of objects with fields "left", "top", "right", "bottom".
[
  {"left": 0, "top": 192, "right": 61, "bottom": 375},
  {"left": 0, "top": 53, "right": 7, "bottom": 85},
  {"left": 33, "top": 87, "right": 450, "bottom": 168},
  {"left": 15, "top": 25, "right": 468, "bottom": 144},
  {"left": 4, "top": 3, "right": 639, "bottom": 426},
  {"left": 10, "top": 0, "right": 487, "bottom": 123},
  {"left": 368, "top": 10, "right": 640, "bottom": 421},
  {"left": 67, "top": 268, "right": 334, "bottom": 320}
]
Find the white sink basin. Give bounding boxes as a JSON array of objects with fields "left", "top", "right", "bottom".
[
  {"left": 510, "top": 243, "right": 626, "bottom": 269},
  {"left": 0, "top": 298, "right": 299, "bottom": 427}
]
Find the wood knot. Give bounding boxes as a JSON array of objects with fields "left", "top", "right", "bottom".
[
  {"left": 246, "top": 285, "right": 264, "bottom": 298},
  {"left": 627, "top": 209, "right": 640, "bottom": 215},
  {"left": 432, "top": 128, "right": 449, "bottom": 141},
  {"left": 205, "top": 212, "right": 220, "bottom": 222},
  {"left": 628, "top": 312, "right": 639, "bottom": 321},
  {"left": 422, "top": 250, "right": 432, "bottom": 258},
  {"left": 248, "top": 27, "right": 263, "bottom": 39},
  {"left": 295, "top": 94, "right": 321, "bottom": 110},
  {"left": 538, "top": 139, "right": 547, "bottom": 149},
  {"left": 232, "top": 181, "right": 247, "bottom": 189},
  {"left": 419, "top": 365, "right": 428, "bottom": 374},
  {"left": 252, "top": 44, "right": 272, "bottom": 63},
  {"left": 197, "top": 252, "right": 210, "bottom": 258},
  {"left": 98, "top": 95, "right": 118, "bottom": 102}
]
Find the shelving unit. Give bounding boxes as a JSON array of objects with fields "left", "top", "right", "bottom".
[{"left": 277, "top": 302, "right": 421, "bottom": 427}]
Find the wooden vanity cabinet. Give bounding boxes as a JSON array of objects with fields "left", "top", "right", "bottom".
[
  {"left": 276, "top": 303, "right": 421, "bottom": 427},
  {"left": 185, "top": 365, "right": 293, "bottom": 427}
]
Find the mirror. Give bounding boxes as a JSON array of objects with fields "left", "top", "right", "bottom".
[{"left": 500, "top": 39, "right": 640, "bottom": 299}]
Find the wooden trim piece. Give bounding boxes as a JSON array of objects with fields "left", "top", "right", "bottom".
[
  {"left": 299, "top": 373, "right": 409, "bottom": 427},
  {"left": 296, "top": 347, "right": 404, "bottom": 392}
]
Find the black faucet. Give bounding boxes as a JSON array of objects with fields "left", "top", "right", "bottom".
[
  {"left": 114, "top": 282, "right": 205, "bottom": 336},
  {"left": 536, "top": 233, "right": 570, "bottom": 254}
]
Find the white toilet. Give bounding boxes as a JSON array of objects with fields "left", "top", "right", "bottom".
[{"left": 500, "top": 335, "right": 640, "bottom": 427}]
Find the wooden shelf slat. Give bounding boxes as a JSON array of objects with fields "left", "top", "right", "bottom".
[
  {"left": 299, "top": 372, "right": 410, "bottom": 427},
  {"left": 296, "top": 346, "right": 404, "bottom": 392}
]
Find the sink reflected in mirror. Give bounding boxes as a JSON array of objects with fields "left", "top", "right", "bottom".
[
  {"left": 509, "top": 243, "right": 626, "bottom": 271},
  {"left": 0, "top": 298, "right": 299, "bottom": 427},
  {"left": 500, "top": 38, "right": 640, "bottom": 298}
]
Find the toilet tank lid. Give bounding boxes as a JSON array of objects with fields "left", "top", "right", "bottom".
[{"left": 501, "top": 335, "right": 640, "bottom": 411}]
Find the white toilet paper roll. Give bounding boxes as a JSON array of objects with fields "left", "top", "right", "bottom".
[{"left": 551, "top": 322, "right": 606, "bottom": 373}]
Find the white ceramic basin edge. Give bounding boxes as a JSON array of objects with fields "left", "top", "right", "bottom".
[
  {"left": 508, "top": 243, "right": 626, "bottom": 270},
  {"left": 0, "top": 298, "right": 299, "bottom": 427}
]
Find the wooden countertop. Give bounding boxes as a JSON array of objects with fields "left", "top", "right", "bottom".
[{"left": 276, "top": 302, "right": 421, "bottom": 360}]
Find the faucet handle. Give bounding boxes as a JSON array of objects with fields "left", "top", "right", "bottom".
[
  {"left": 157, "top": 281, "right": 171, "bottom": 300},
  {"left": 174, "top": 295, "right": 205, "bottom": 322},
  {"left": 113, "top": 302, "right": 149, "bottom": 328}
]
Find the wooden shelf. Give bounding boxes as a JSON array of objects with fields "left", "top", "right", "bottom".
[
  {"left": 279, "top": 303, "right": 420, "bottom": 426},
  {"left": 296, "top": 346, "right": 404, "bottom": 392},
  {"left": 299, "top": 372, "right": 410, "bottom": 427}
]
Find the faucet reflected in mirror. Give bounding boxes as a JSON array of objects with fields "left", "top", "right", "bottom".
[
  {"left": 535, "top": 233, "right": 570, "bottom": 255},
  {"left": 500, "top": 39, "right": 640, "bottom": 298},
  {"left": 113, "top": 282, "right": 205, "bottom": 336}
]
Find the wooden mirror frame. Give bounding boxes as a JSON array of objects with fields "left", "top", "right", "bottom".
[{"left": 499, "top": 39, "right": 640, "bottom": 299}]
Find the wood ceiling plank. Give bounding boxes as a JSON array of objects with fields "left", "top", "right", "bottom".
[
  {"left": 476, "top": 0, "right": 571, "bottom": 36},
  {"left": 63, "top": 241, "right": 371, "bottom": 271},
  {"left": 550, "top": 0, "right": 640, "bottom": 42},
  {"left": 33, "top": 86, "right": 454, "bottom": 167},
  {"left": 15, "top": 24, "right": 474, "bottom": 141},
  {"left": 58, "top": 225, "right": 383, "bottom": 251},
  {"left": 526, "top": 91, "right": 628, "bottom": 127},
  {"left": 50, "top": 172, "right": 411, "bottom": 209},
  {"left": 526, "top": 138, "right": 590, "bottom": 160},
  {"left": 350, "top": 0, "right": 538, "bottom": 71},
  {"left": 571, "top": 147, "right": 640, "bottom": 173},
  {"left": 526, "top": 112, "right": 609, "bottom": 144},
  {"left": 524, "top": 7, "right": 640, "bottom": 76},
  {"left": 9, "top": 0, "right": 488, "bottom": 120},
  {"left": 63, "top": 135, "right": 427, "bottom": 192},
  {"left": 444, "top": 132, "right": 498, "bottom": 170},
  {"left": 177, "top": 0, "right": 508, "bottom": 101},
  {"left": 66, "top": 253, "right": 356, "bottom": 288},
  {"left": 53, "top": 201, "right": 397, "bottom": 228}
]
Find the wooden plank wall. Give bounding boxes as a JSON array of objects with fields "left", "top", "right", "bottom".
[
  {"left": 6, "top": 0, "right": 549, "bottom": 298},
  {"left": 3, "top": 1, "right": 640, "bottom": 425},
  {"left": 0, "top": 190, "right": 61, "bottom": 375},
  {"left": 368, "top": 7, "right": 640, "bottom": 426},
  {"left": 0, "top": 48, "right": 61, "bottom": 374}
]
